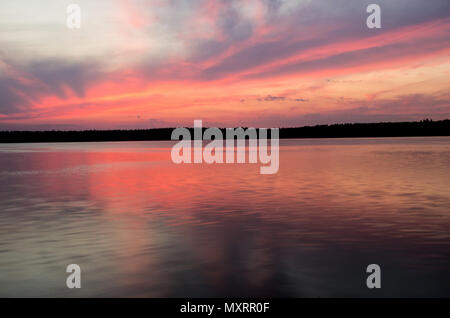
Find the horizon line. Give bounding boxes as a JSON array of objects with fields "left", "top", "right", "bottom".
[{"left": 0, "top": 118, "right": 448, "bottom": 133}]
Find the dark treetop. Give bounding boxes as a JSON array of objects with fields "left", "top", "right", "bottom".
[{"left": 0, "top": 119, "right": 448, "bottom": 143}]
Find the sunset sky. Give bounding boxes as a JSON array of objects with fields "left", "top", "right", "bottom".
[{"left": 0, "top": 0, "right": 449, "bottom": 130}]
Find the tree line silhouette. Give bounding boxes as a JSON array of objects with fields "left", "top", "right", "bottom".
[{"left": 0, "top": 119, "right": 448, "bottom": 143}]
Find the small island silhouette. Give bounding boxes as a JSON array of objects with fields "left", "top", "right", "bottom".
[{"left": 0, "top": 119, "right": 448, "bottom": 143}]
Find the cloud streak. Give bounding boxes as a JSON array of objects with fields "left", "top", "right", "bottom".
[{"left": 0, "top": 0, "right": 449, "bottom": 128}]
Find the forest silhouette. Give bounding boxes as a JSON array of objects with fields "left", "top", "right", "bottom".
[{"left": 0, "top": 119, "right": 448, "bottom": 143}]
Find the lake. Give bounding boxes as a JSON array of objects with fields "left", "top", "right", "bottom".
[{"left": 0, "top": 137, "right": 449, "bottom": 297}]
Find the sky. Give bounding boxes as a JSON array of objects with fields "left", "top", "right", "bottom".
[{"left": 0, "top": 0, "right": 449, "bottom": 130}]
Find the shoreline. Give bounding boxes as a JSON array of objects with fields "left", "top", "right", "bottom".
[{"left": 0, "top": 119, "right": 448, "bottom": 144}]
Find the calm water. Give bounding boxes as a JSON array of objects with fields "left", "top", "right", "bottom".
[{"left": 0, "top": 137, "right": 449, "bottom": 297}]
